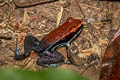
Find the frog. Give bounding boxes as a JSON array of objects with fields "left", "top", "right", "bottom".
[{"left": 10, "top": 17, "right": 83, "bottom": 67}]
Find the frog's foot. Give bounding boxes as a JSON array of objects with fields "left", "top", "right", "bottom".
[
  {"left": 9, "top": 38, "right": 28, "bottom": 60},
  {"left": 10, "top": 38, "right": 32, "bottom": 60},
  {"left": 37, "top": 51, "right": 64, "bottom": 67}
]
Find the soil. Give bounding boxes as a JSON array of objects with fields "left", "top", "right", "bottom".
[{"left": 0, "top": 0, "right": 120, "bottom": 80}]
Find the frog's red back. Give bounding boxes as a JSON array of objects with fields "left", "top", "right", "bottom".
[{"left": 42, "top": 17, "right": 83, "bottom": 46}]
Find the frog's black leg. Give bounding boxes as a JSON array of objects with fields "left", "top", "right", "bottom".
[
  {"left": 10, "top": 35, "right": 40, "bottom": 60},
  {"left": 37, "top": 51, "right": 64, "bottom": 67},
  {"left": 48, "top": 42, "right": 76, "bottom": 65}
]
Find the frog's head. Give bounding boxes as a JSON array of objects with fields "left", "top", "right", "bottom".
[{"left": 66, "top": 17, "right": 83, "bottom": 33}]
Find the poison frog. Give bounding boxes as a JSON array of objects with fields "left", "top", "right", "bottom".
[{"left": 10, "top": 17, "right": 83, "bottom": 67}]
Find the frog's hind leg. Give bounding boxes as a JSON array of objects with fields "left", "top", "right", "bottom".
[
  {"left": 10, "top": 35, "right": 40, "bottom": 60},
  {"left": 37, "top": 51, "right": 64, "bottom": 67}
]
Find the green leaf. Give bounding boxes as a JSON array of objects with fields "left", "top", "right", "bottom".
[{"left": 0, "top": 68, "right": 90, "bottom": 80}]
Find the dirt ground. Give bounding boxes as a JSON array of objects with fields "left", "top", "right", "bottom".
[{"left": 0, "top": 0, "right": 120, "bottom": 80}]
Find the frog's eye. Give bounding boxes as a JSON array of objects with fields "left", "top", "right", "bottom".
[{"left": 66, "top": 17, "right": 74, "bottom": 23}]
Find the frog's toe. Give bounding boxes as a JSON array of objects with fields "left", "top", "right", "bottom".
[{"left": 9, "top": 47, "right": 27, "bottom": 60}]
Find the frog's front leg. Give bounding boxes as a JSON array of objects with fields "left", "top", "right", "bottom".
[
  {"left": 37, "top": 51, "right": 64, "bottom": 67},
  {"left": 10, "top": 35, "right": 41, "bottom": 60}
]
